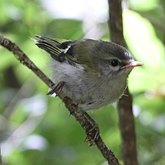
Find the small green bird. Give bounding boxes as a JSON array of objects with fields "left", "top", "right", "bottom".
[{"left": 34, "top": 35, "right": 142, "bottom": 110}]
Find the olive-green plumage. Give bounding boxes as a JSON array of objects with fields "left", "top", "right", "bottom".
[{"left": 35, "top": 35, "right": 142, "bottom": 110}]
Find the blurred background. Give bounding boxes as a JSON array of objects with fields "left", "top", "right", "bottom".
[{"left": 0, "top": 0, "right": 165, "bottom": 165}]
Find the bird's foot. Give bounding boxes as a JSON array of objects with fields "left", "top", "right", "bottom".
[{"left": 47, "top": 81, "right": 65, "bottom": 95}]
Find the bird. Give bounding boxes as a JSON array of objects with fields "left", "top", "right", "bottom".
[{"left": 34, "top": 35, "right": 142, "bottom": 111}]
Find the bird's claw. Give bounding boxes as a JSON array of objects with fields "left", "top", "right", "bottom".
[{"left": 47, "top": 81, "right": 65, "bottom": 95}]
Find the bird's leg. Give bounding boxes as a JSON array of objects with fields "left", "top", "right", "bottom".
[{"left": 47, "top": 81, "right": 65, "bottom": 95}]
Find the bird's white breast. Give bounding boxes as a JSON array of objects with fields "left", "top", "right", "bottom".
[{"left": 52, "top": 61, "right": 127, "bottom": 110}]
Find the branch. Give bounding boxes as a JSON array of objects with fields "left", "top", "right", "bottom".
[
  {"left": 108, "top": 0, "right": 138, "bottom": 165},
  {"left": 0, "top": 35, "right": 120, "bottom": 165}
]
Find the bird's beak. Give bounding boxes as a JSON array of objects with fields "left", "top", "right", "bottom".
[{"left": 121, "top": 60, "right": 143, "bottom": 70}]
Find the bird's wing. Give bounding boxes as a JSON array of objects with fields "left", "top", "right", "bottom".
[
  {"left": 34, "top": 36, "right": 97, "bottom": 71},
  {"left": 34, "top": 35, "right": 70, "bottom": 62}
]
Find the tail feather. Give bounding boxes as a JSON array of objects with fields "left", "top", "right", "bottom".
[{"left": 34, "top": 35, "right": 65, "bottom": 61}]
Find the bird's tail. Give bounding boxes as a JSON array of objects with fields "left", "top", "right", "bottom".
[{"left": 34, "top": 35, "right": 65, "bottom": 62}]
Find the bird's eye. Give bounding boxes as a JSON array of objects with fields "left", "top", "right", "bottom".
[{"left": 110, "top": 59, "right": 119, "bottom": 67}]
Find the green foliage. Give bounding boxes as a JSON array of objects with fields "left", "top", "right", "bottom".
[{"left": 0, "top": 0, "right": 165, "bottom": 165}]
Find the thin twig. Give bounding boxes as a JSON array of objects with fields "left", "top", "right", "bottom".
[
  {"left": 0, "top": 35, "right": 120, "bottom": 165},
  {"left": 108, "top": 0, "right": 138, "bottom": 165}
]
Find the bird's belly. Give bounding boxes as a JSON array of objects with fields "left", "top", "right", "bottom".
[
  {"left": 52, "top": 62, "right": 127, "bottom": 111},
  {"left": 62, "top": 76, "right": 127, "bottom": 111}
]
